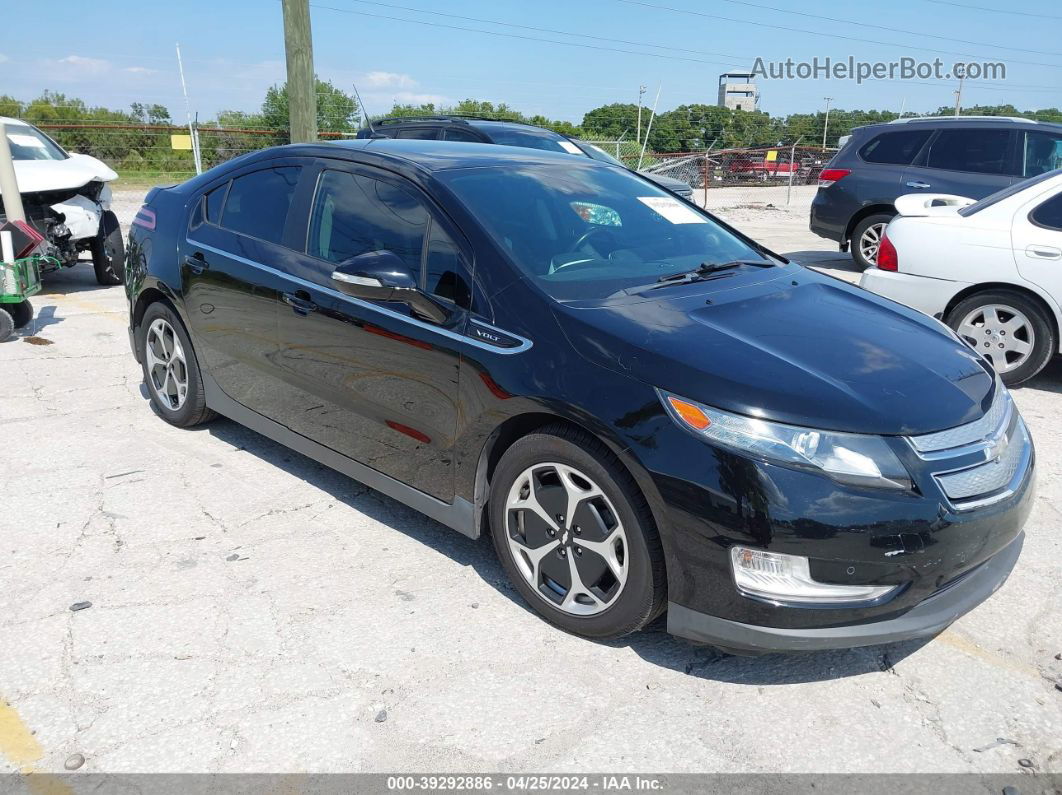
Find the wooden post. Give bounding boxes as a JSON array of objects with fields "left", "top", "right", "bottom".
[{"left": 282, "top": 0, "right": 317, "bottom": 143}]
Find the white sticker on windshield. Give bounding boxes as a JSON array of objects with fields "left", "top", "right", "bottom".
[
  {"left": 8, "top": 134, "right": 45, "bottom": 149},
  {"left": 637, "top": 196, "right": 706, "bottom": 224},
  {"left": 558, "top": 140, "right": 583, "bottom": 155}
]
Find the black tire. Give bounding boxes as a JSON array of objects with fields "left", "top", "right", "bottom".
[
  {"left": 7, "top": 300, "right": 32, "bottom": 330},
  {"left": 489, "top": 425, "right": 667, "bottom": 640},
  {"left": 91, "top": 210, "right": 125, "bottom": 286},
  {"left": 0, "top": 307, "right": 13, "bottom": 342},
  {"left": 136, "top": 302, "right": 217, "bottom": 427},
  {"left": 850, "top": 213, "right": 894, "bottom": 270},
  {"left": 945, "top": 289, "right": 1056, "bottom": 387}
]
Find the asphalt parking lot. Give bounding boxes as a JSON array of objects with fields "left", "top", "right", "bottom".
[{"left": 1, "top": 186, "right": 1060, "bottom": 776}]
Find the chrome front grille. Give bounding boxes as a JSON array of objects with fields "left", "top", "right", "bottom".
[{"left": 905, "top": 389, "right": 1032, "bottom": 511}]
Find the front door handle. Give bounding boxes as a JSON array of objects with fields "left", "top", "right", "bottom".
[
  {"left": 184, "top": 253, "right": 209, "bottom": 275},
  {"left": 1027, "top": 245, "right": 1062, "bottom": 260},
  {"left": 282, "top": 291, "right": 318, "bottom": 315},
  {"left": 906, "top": 180, "right": 932, "bottom": 189}
]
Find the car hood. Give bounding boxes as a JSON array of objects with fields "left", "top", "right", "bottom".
[
  {"left": 642, "top": 172, "right": 692, "bottom": 193},
  {"left": 554, "top": 265, "right": 995, "bottom": 435},
  {"left": 13, "top": 153, "right": 117, "bottom": 193}
]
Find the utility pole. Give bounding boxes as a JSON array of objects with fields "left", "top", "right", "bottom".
[
  {"left": 175, "top": 43, "right": 202, "bottom": 175},
  {"left": 282, "top": 0, "right": 317, "bottom": 143},
  {"left": 953, "top": 65, "right": 965, "bottom": 116},
  {"left": 636, "top": 84, "right": 646, "bottom": 147},
  {"left": 821, "top": 97, "right": 833, "bottom": 151}
]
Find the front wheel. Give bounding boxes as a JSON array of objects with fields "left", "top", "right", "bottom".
[
  {"left": 851, "top": 213, "right": 894, "bottom": 270},
  {"left": 946, "top": 290, "right": 1055, "bottom": 386},
  {"left": 489, "top": 426, "right": 666, "bottom": 640},
  {"left": 91, "top": 210, "right": 125, "bottom": 286}
]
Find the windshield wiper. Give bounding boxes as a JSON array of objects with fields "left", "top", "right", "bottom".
[{"left": 654, "top": 259, "right": 775, "bottom": 284}]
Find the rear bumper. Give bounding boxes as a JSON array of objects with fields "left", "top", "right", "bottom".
[
  {"left": 667, "top": 531, "right": 1024, "bottom": 653},
  {"left": 859, "top": 268, "right": 967, "bottom": 319}
]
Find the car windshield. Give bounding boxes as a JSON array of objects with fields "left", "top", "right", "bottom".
[
  {"left": 577, "top": 142, "right": 626, "bottom": 167},
  {"left": 474, "top": 124, "right": 582, "bottom": 155},
  {"left": 5, "top": 125, "right": 67, "bottom": 161},
  {"left": 439, "top": 163, "right": 767, "bottom": 301}
]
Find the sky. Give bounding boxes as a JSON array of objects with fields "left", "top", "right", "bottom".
[{"left": 2, "top": 0, "right": 1060, "bottom": 124}]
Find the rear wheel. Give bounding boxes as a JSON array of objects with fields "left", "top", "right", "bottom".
[
  {"left": 6, "top": 300, "right": 32, "bottom": 330},
  {"left": 489, "top": 426, "right": 666, "bottom": 640},
  {"left": 91, "top": 210, "right": 125, "bottom": 286},
  {"left": 946, "top": 290, "right": 1055, "bottom": 386},
  {"left": 851, "top": 213, "right": 894, "bottom": 270},
  {"left": 136, "top": 302, "right": 216, "bottom": 427}
]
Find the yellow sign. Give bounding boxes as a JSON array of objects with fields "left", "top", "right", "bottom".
[
  {"left": 170, "top": 134, "right": 193, "bottom": 151},
  {"left": 765, "top": 149, "right": 778, "bottom": 162}
]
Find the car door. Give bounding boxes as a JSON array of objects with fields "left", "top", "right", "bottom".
[
  {"left": 268, "top": 161, "right": 478, "bottom": 501},
  {"left": 902, "top": 127, "right": 1020, "bottom": 199},
  {"left": 1013, "top": 187, "right": 1062, "bottom": 299},
  {"left": 180, "top": 161, "right": 308, "bottom": 416}
]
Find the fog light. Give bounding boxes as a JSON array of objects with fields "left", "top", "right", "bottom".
[{"left": 730, "top": 547, "right": 900, "bottom": 606}]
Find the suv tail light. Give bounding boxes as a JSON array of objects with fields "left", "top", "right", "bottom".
[
  {"left": 877, "top": 230, "right": 898, "bottom": 272},
  {"left": 818, "top": 168, "right": 851, "bottom": 188}
]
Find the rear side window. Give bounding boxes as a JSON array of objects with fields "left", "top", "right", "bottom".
[
  {"left": 396, "top": 127, "right": 438, "bottom": 140},
  {"left": 308, "top": 170, "right": 428, "bottom": 271},
  {"left": 443, "top": 127, "right": 482, "bottom": 142},
  {"left": 859, "top": 130, "right": 932, "bottom": 165},
  {"left": 221, "top": 167, "right": 300, "bottom": 244},
  {"left": 1030, "top": 193, "right": 1062, "bottom": 230},
  {"left": 926, "top": 128, "right": 1013, "bottom": 175},
  {"left": 1023, "top": 131, "right": 1062, "bottom": 177}
]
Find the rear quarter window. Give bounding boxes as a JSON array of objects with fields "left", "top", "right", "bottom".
[{"left": 858, "top": 130, "right": 932, "bottom": 165}]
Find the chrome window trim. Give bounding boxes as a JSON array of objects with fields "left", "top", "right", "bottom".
[{"left": 186, "top": 239, "right": 532, "bottom": 355}]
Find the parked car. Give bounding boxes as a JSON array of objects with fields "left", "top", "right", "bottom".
[
  {"left": 356, "top": 115, "right": 694, "bottom": 198},
  {"left": 811, "top": 116, "right": 1062, "bottom": 269},
  {"left": 723, "top": 151, "right": 801, "bottom": 183},
  {"left": 860, "top": 170, "right": 1062, "bottom": 385},
  {"left": 0, "top": 117, "right": 125, "bottom": 284},
  {"left": 125, "top": 139, "right": 1033, "bottom": 653}
]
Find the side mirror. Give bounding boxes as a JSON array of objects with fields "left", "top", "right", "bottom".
[{"left": 331, "top": 250, "right": 450, "bottom": 324}]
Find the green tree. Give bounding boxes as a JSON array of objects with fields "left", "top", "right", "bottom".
[{"left": 261, "top": 78, "right": 360, "bottom": 140}]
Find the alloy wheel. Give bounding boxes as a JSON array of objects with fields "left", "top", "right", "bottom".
[
  {"left": 145, "top": 318, "right": 189, "bottom": 411},
  {"left": 956, "top": 304, "right": 1035, "bottom": 374},
  {"left": 505, "top": 463, "right": 628, "bottom": 616},
  {"left": 858, "top": 222, "right": 888, "bottom": 265}
]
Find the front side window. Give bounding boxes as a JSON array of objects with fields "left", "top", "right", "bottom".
[
  {"left": 443, "top": 127, "right": 482, "bottom": 142},
  {"left": 439, "top": 164, "right": 765, "bottom": 301},
  {"left": 220, "top": 167, "right": 300, "bottom": 244},
  {"left": 1031, "top": 193, "right": 1062, "bottom": 230},
  {"left": 395, "top": 127, "right": 439, "bottom": 140},
  {"left": 308, "top": 170, "right": 428, "bottom": 272},
  {"left": 926, "top": 128, "right": 1013, "bottom": 175},
  {"left": 1023, "top": 131, "right": 1062, "bottom": 177},
  {"left": 858, "top": 130, "right": 931, "bottom": 165}
]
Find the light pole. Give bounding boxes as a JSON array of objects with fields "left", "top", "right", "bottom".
[
  {"left": 821, "top": 96, "right": 833, "bottom": 151},
  {"left": 637, "top": 84, "right": 646, "bottom": 147}
]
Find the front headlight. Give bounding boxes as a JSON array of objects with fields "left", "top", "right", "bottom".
[{"left": 658, "top": 389, "right": 911, "bottom": 490}]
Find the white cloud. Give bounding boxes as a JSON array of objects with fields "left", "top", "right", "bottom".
[
  {"left": 361, "top": 71, "right": 417, "bottom": 90},
  {"left": 124, "top": 66, "right": 156, "bottom": 75},
  {"left": 56, "top": 55, "right": 111, "bottom": 75}
]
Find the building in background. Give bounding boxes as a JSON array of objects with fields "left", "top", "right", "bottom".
[{"left": 717, "top": 72, "right": 758, "bottom": 111}]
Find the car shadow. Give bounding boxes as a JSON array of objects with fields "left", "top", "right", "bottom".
[
  {"left": 1020, "top": 356, "right": 1062, "bottom": 394},
  {"left": 35, "top": 259, "right": 112, "bottom": 295},
  {"left": 143, "top": 397, "right": 933, "bottom": 685}
]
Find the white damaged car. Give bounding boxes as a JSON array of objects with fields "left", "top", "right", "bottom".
[
  {"left": 2, "top": 117, "right": 124, "bottom": 284},
  {"left": 860, "top": 169, "right": 1062, "bottom": 385}
]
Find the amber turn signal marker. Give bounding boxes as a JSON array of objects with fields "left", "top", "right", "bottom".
[{"left": 667, "top": 396, "right": 711, "bottom": 430}]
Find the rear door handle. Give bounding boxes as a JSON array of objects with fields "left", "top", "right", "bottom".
[
  {"left": 905, "top": 180, "right": 932, "bottom": 189},
  {"left": 283, "top": 291, "right": 318, "bottom": 315},
  {"left": 184, "top": 253, "right": 209, "bottom": 274},
  {"left": 1027, "top": 245, "right": 1062, "bottom": 260}
]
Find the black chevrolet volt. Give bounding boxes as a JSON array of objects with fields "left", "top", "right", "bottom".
[{"left": 125, "top": 139, "right": 1034, "bottom": 653}]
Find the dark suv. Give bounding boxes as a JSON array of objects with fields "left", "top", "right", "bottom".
[
  {"left": 125, "top": 139, "right": 1032, "bottom": 654},
  {"left": 357, "top": 115, "right": 695, "bottom": 199},
  {"left": 811, "top": 116, "right": 1062, "bottom": 268}
]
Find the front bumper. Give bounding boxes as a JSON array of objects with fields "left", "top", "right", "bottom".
[
  {"left": 859, "top": 268, "right": 968, "bottom": 319},
  {"left": 668, "top": 531, "right": 1024, "bottom": 653}
]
